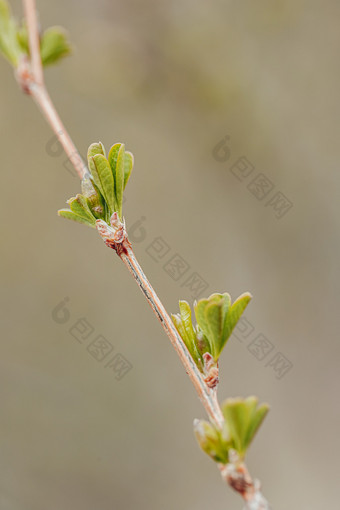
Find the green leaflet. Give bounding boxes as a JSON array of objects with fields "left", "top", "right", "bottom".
[
  {"left": 223, "top": 398, "right": 249, "bottom": 454},
  {"left": 108, "top": 143, "right": 125, "bottom": 218},
  {"left": 194, "top": 419, "right": 230, "bottom": 464},
  {"left": 40, "top": 27, "right": 71, "bottom": 66},
  {"left": 171, "top": 314, "right": 192, "bottom": 357},
  {"left": 244, "top": 400, "right": 269, "bottom": 451},
  {"left": 87, "top": 142, "right": 106, "bottom": 175},
  {"left": 172, "top": 301, "right": 203, "bottom": 369},
  {"left": 0, "top": 0, "right": 21, "bottom": 66},
  {"left": 124, "top": 151, "right": 134, "bottom": 189},
  {"left": 67, "top": 194, "right": 96, "bottom": 223},
  {"left": 205, "top": 294, "right": 230, "bottom": 358},
  {"left": 195, "top": 327, "right": 210, "bottom": 356},
  {"left": 91, "top": 154, "right": 115, "bottom": 213},
  {"left": 108, "top": 143, "right": 121, "bottom": 183},
  {"left": 222, "top": 292, "right": 252, "bottom": 344},
  {"left": 179, "top": 300, "right": 196, "bottom": 345},
  {"left": 194, "top": 292, "right": 251, "bottom": 361},
  {"left": 16, "top": 23, "right": 29, "bottom": 54},
  {"left": 115, "top": 144, "right": 125, "bottom": 218},
  {"left": 108, "top": 142, "right": 120, "bottom": 166},
  {"left": 58, "top": 210, "right": 95, "bottom": 227},
  {"left": 222, "top": 397, "right": 269, "bottom": 458},
  {"left": 81, "top": 178, "right": 106, "bottom": 220}
]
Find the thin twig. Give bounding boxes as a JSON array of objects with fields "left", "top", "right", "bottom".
[
  {"left": 121, "top": 242, "right": 225, "bottom": 427},
  {"left": 29, "top": 84, "right": 89, "bottom": 179},
  {"left": 23, "top": 0, "right": 43, "bottom": 85},
  {"left": 20, "top": 0, "right": 88, "bottom": 180}
]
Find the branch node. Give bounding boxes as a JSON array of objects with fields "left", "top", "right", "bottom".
[
  {"left": 96, "top": 215, "right": 131, "bottom": 256},
  {"left": 203, "top": 352, "right": 219, "bottom": 389}
]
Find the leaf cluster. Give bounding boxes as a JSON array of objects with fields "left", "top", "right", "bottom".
[
  {"left": 58, "top": 142, "right": 134, "bottom": 227},
  {"left": 171, "top": 292, "right": 251, "bottom": 371}
]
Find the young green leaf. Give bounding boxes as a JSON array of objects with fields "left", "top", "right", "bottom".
[
  {"left": 0, "top": 0, "right": 21, "bottom": 66},
  {"left": 40, "top": 26, "right": 72, "bottom": 66},
  {"left": 194, "top": 293, "right": 230, "bottom": 360},
  {"left": 222, "top": 292, "right": 252, "bottom": 344},
  {"left": 91, "top": 154, "right": 115, "bottom": 213},
  {"left": 58, "top": 209, "right": 95, "bottom": 227},
  {"left": 205, "top": 295, "right": 230, "bottom": 358},
  {"left": 195, "top": 327, "right": 211, "bottom": 357},
  {"left": 171, "top": 312, "right": 202, "bottom": 370},
  {"left": 114, "top": 144, "right": 125, "bottom": 219},
  {"left": 179, "top": 300, "right": 196, "bottom": 344},
  {"left": 124, "top": 151, "right": 134, "bottom": 189},
  {"left": 108, "top": 143, "right": 121, "bottom": 179},
  {"left": 179, "top": 301, "right": 203, "bottom": 366},
  {"left": 243, "top": 400, "right": 269, "bottom": 451},
  {"left": 67, "top": 194, "right": 96, "bottom": 223},
  {"left": 222, "top": 397, "right": 269, "bottom": 458},
  {"left": 81, "top": 178, "right": 106, "bottom": 220},
  {"left": 16, "top": 23, "right": 29, "bottom": 54},
  {"left": 171, "top": 314, "right": 192, "bottom": 356},
  {"left": 87, "top": 142, "right": 106, "bottom": 175},
  {"left": 194, "top": 299, "right": 210, "bottom": 340},
  {"left": 194, "top": 292, "right": 251, "bottom": 361},
  {"left": 223, "top": 398, "right": 251, "bottom": 455},
  {"left": 194, "top": 419, "right": 230, "bottom": 464}
]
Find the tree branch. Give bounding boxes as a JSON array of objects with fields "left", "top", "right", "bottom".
[{"left": 13, "top": 1, "right": 271, "bottom": 508}]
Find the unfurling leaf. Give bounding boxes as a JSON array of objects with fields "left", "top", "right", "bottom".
[
  {"left": 108, "top": 142, "right": 125, "bottom": 219},
  {"left": 91, "top": 154, "right": 115, "bottom": 213},
  {"left": 0, "top": 0, "right": 22, "bottom": 66},
  {"left": 124, "top": 151, "right": 134, "bottom": 189},
  {"left": 194, "top": 419, "right": 230, "bottom": 464},
  {"left": 58, "top": 209, "right": 95, "bottom": 227},
  {"left": 59, "top": 141, "right": 134, "bottom": 229},
  {"left": 58, "top": 194, "right": 96, "bottom": 227},
  {"left": 16, "top": 23, "right": 29, "bottom": 54},
  {"left": 194, "top": 292, "right": 251, "bottom": 361},
  {"left": 222, "top": 293, "right": 252, "bottom": 344},
  {"left": 87, "top": 142, "right": 106, "bottom": 175},
  {"left": 108, "top": 143, "right": 121, "bottom": 181},
  {"left": 195, "top": 396, "right": 269, "bottom": 464},
  {"left": 40, "top": 27, "right": 72, "bottom": 66},
  {"left": 171, "top": 300, "right": 203, "bottom": 370},
  {"left": 68, "top": 194, "right": 96, "bottom": 223},
  {"left": 222, "top": 397, "right": 269, "bottom": 458},
  {"left": 172, "top": 292, "right": 251, "bottom": 371},
  {"left": 81, "top": 178, "right": 107, "bottom": 220},
  {"left": 115, "top": 144, "right": 125, "bottom": 219}
]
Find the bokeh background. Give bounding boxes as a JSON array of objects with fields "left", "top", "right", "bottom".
[{"left": 1, "top": 1, "right": 339, "bottom": 509}]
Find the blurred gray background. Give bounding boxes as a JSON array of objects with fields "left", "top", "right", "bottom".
[{"left": 1, "top": 0, "right": 339, "bottom": 509}]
